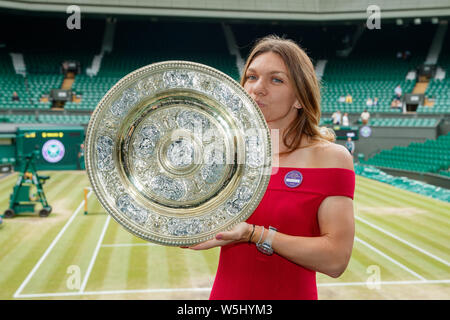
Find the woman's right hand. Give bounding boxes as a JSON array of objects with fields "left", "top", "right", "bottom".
[{"left": 182, "top": 222, "right": 252, "bottom": 250}]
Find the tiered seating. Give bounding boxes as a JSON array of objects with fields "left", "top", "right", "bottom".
[
  {"left": 365, "top": 117, "right": 438, "bottom": 127},
  {"left": 421, "top": 78, "right": 450, "bottom": 114},
  {"left": 38, "top": 114, "right": 91, "bottom": 125},
  {"left": 0, "top": 14, "right": 103, "bottom": 115},
  {"left": 25, "top": 52, "right": 93, "bottom": 75},
  {"left": 321, "top": 54, "right": 418, "bottom": 114},
  {"left": 0, "top": 114, "right": 36, "bottom": 123},
  {"left": 423, "top": 28, "right": 450, "bottom": 114},
  {"left": 100, "top": 20, "right": 239, "bottom": 79},
  {"left": 321, "top": 23, "right": 436, "bottom": 114},
  {"left": 66, "top": 20, "right": 240, "bottom": 111},
  {"left": 0, "top": 113, "right": 91, "bottom": 125},
  {"left": 0, "top": 73, "right": 59, "bottom": 110},
  {"left": 3, "top": 14, "right": 102, "bottom": 75},
  {"left": 321, "top": 77, "right": 415, "bottom": 114},
  {"left": 99, "top": 51, "right": 239, "bottom": 80},
  {"left": 67, "top": 75, "right": 121, "bottom": 110},
  {"left": 0, "top": 74, "right": 29, "bottom": 109},
  {"left": 0, "top": 51, "right": 28, "bottom": 109},
  {"left": 320, "top": 117, "right": 439, "bottom": 127},
  {"left": 439, "top": 169, "right": 450, "bottom": 177},
  {"left": 361, "top": 132, "right": 450, "bottom": 174},
  {"left": 419, "top": 25, "right": 450, "bottom": 114},
  {"left": 27, "top": 74, "right": 64, "bottom": 106},
  {"left": 1, "top": 16, "right": 448, "bottom": 138},
  {"left": 355, "top": 163, "right": 450, "bottom": 201}
]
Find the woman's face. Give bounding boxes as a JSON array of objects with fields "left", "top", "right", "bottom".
[{"left": 243, "top": 51, "right": 299, "bottom": 127}]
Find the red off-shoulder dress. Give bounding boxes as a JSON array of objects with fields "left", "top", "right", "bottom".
[{"left": 209, "top": 167, "right": 355, "bottom": 300}]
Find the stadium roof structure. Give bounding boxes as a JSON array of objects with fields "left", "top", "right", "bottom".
[{"left": 0, "top": 0, "right": 450, "bottom": 22}]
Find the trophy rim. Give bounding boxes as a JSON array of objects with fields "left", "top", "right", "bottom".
[{"left": 85, "top": 60, "right": 272, "bottom": 246}]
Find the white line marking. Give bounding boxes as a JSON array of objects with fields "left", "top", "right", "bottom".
[
  {"left": 79, "top": 215, "right": 111, "bottom": 293},
  {"left": 317, "top": 279, "right": 450, "bottom": 287},
  {"left": 101, "top": 243, "right": 158, "bottom": 248},
  {"left": 14, "top": 280, "right": 450, "bottom": 299},
  {"left": 15, "top": 287, "right": 211, "bottom": 299},
  {"left": 13, "top": 191, "right": 93, "bottom": 299},
  {"left": 356, "top": 215, "right": 450, "bottom": 267},
  {"left": 355, "top": 237, "right": 427, "bottom": 281}
]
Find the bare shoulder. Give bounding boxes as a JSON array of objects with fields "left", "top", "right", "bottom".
[{"left": 309, "top": 141, "right": 354, "bottom": 170}]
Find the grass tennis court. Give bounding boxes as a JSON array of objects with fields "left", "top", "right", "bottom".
[{"left": 0, "top": 171, "right": 448, "bottom": 299}]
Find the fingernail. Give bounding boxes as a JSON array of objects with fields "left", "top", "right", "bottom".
[{"left": 216, "top": 234, "right": 223, "bottom": 240}]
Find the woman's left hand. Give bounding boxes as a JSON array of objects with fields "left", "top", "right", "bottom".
[{"left": 185, "top": 222, "right": 251, "bottom": 250}]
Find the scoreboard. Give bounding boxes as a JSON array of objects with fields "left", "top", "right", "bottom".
[{"left": 15, "top": 126, "right": 85, "bottom": 170}]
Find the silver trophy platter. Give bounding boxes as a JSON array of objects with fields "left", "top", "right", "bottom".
[{"left": 85, "top": 61, "right": 271, "bottom": 246}]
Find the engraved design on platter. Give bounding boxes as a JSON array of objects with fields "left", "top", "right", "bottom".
[
  {"left": 127, "top": 104, "right": 231, "bottom": 207},
  {"left": 85, "top": 61, "right": 271, "bottom": 246}
]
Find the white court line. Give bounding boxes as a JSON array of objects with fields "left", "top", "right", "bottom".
[
  {"left": 79, "top": 215, "right": 111, "bottom": 293},
  {"left": 356, "top": 215, "right": 450, "bottom": 267},
  {"left": 14, "top": 280, "right": 450, "bottom": 299},
  {"left": 12, "top": 200, "right": 437, "bottom": 298},
  {"left": 14, "top": 190, "right": 93, "bottom": 299},
  {"left": 15, "top": 287, "right": 212, "bottom": 299},
  {"left": 101, "top": 243, "right": 158, "bottom": 248},
  {"left": 355, "top": 236, "right": 426, "bottom": 281},
  {"left": 317, "top": 279, "right": 450, "bottom": 287}
]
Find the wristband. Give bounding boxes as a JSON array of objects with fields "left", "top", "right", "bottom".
[{"left": 248, "top": 224, "right": 255, "bottom": 244}]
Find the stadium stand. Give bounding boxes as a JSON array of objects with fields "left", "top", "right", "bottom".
[
  {"left": 321, "top": 117, "right": 440, "bottom": 127},
  {"left": 354, "top": 163, "right": 450, "bottom": 202},
  {"left": 360, "top": 132, "right": 450, "bottom": 175},
  {"left": 1, "top": 2, "right": 450, "bottom": 303},
  {"left": 422, "top": 28, "right": 450, "bottom": 114},
  {"left": 100, "top": 20, "right": 239, "bottom": 78},
  {"left": 66, "top": 20, "right": 240, "bottom": 112},
  {"left": 0, "top": 50, "right": 31, "bottom": 110},
  {"left": 0, "top": 14, "right": 104, "bottom": 118},
  {"left": 360, "top": 117, "right": 439, "bottom": 127},
  {"left": 320, "top": 23, "right": 436, "bottom": 114},
  {"left": 0, "top": 13, "right": 448, "bottom": 186},
  {"left": 0, "top": 16, "right": 242, "bottom": 125}
]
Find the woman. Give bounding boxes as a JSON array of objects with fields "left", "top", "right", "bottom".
[
  {"left": 342, "top": 112, "right": 350, "bottom": 126},
  {"left": 189, "top": 35, "right": 355, "bottom": 300}
]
